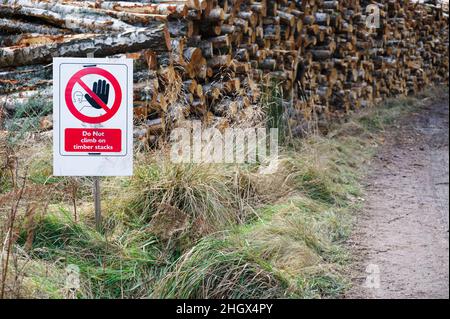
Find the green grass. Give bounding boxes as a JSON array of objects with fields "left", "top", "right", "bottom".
[
  {"left": 1, "top": 87, "right": 444, "bottom": 299},
  {"left": 149, "top": 91, "right": 434, "bottom": 299},
  {"left": 17, "top": 210, "right": 168, "bottom": 298},
  {"left": 151, "top": 195, "right": 354, "bottom": 298},
  {"left": 152, "top": 129, "right": 368, "bottom": 299},
  {"left": 153, "top": 238, "right": 289, "bottom": 298}
]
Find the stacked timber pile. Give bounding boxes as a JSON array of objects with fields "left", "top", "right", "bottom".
[{"left": 0, "top": 0, "right": 448, "bottom": 139}]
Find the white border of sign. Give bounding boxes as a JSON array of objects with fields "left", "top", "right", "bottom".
[{"left": 53, "top": 57, "right": 133, "bottom": 176}]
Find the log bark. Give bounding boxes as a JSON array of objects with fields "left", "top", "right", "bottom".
[
  {"left": 0, "top": 2, "right": 136, "bottom": 33},
  {"left": 0, "top": 0, "right": 448, "bottom": 134},
  {"left": 0, "top": 18, "right": 69, "bottom": 35},
  {"left": 0, "top": 25, "right": 170, "bottom": 67}
]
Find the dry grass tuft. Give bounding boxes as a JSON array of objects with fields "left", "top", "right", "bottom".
[
  {"left": 113, "top": 151, "right": 261, "bottom": 240},
  {"left": 152, "top": 238, "right": 288, "bottom": 299}
]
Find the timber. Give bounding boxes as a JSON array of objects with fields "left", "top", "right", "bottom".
[{"left": 0, "top": 0, "right": 448, "bottom": 139}]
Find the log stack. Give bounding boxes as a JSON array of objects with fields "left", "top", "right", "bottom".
[{"left": 0, "top": 0, "right": 448, "bottom": 138}]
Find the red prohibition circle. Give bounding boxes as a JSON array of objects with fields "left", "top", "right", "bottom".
[{"left": 65, "top": 67, "right": 122, "bottom": 124}]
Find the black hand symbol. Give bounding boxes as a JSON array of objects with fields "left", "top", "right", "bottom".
[{"left": 85, "top": 79, "right": 110, "bottom": 109}]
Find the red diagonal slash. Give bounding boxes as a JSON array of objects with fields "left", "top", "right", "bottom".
[{"left": 77, "top": 78, "right": 110, "bottom": 112}]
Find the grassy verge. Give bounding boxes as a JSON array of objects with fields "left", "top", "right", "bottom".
[
  {"left": 151, "top": 135, "right": 369, "bottom": 298},
  {"left": 0, "top": 86, "right": 446, "bottom": 299}
]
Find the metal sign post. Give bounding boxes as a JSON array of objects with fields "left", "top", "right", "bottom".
[
  {"left": 87, "top": 52, "right": 102, "bottom": 232},
  {"left": 93, "top": 176, "right": 102, "bottom": 231}
]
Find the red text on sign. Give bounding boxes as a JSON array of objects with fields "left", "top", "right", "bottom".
[{"left": 65, "top": 128, "right": 121, "bottom": 152}]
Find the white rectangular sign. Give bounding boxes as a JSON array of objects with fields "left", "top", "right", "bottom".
[{"left": 53, "top": 57, "right": 133, "bottom": 176}]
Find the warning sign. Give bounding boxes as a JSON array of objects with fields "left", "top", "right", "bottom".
[
  {"left": 53, "top": 58, "right": 133, "bottom": 176},
  {"left": 64, "top": 128, "right": 122, "bottom": 152}
]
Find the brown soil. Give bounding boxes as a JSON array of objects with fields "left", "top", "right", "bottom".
[{"left": 346, "top": 94, "right": 449, "bottom": 299}]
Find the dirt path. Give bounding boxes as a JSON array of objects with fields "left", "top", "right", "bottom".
[{"left": 346, "top": 95, "right": 449, "bottom": 299}]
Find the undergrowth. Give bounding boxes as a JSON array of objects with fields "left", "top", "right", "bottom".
[{"left": 0, "top": 86, "right": 444, "bottom": 299}]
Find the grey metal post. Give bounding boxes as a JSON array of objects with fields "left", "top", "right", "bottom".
[
  {"left": 93, "top": 176, "right": 102, "bottom": 231},
  {"left": 86, "top": 51, "right": 101, "bottom": 231}
]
